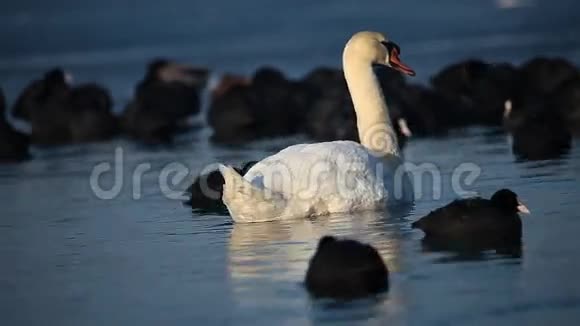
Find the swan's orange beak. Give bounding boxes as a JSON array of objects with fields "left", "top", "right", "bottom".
[{"left": 389, "top": 49, "right": 415, "bottom": 76}]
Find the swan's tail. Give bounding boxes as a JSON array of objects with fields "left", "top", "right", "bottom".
[{"left": 218, "top": 164, "right": 287, "bottom": 223}]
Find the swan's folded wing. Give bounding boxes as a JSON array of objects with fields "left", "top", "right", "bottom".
[{"left": 243, "top": 141, "right": 373, "bottom": 196}]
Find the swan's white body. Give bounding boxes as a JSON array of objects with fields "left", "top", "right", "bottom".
[{"left": 220, "top": 31, "right": 415, "bottom": 223}]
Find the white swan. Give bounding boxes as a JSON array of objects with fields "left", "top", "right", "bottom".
[{"left": 219, "top": 31, "right": 416, "bottom": 223}]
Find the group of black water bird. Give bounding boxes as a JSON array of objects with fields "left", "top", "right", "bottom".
[
  {"left": 2, "top": 56, "right": 579, "bottom": 163},
  {"left": 1, "top": 55, "right": 576, "bottom": 300},
  {"left": 1, "top": 59, "right": 208, "bottom": 159}
]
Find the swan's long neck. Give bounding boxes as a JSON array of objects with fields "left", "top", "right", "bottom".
[{"left": 343, "top": 52, "right": 399, "bottom": 157}]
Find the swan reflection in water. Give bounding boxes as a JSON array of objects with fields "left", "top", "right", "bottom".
[
  {"left": 226, "top": 209, "right": 409, "bottom": 321},
  {"left": 228, "top": 210, "right": 405, "bottom": 281}
]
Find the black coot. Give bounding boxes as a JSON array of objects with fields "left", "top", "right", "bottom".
[
  {"left": 305, "top": 236, "right": 389, "bottom": 299},
  {"left": 412, "top": 189, "right": 529, "bottom": 246},
  {"left": 185, "top": 161, "right": 257, "bottom": 212},
  {"left": 1, "top": 87, "right": 30, "bottom": 162}
]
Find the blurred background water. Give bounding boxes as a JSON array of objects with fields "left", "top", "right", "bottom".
[{"left": 1, "top": 0, "right": 580, "bottom": 325}]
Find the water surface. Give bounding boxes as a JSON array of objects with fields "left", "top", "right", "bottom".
[{"left": 1, "top": 1, "right": 580, "bottom": 325}]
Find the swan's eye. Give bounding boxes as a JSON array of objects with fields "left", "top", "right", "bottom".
[
  {"left": 380, "top": 40, "right": 415, "bottom": 76},
  {"left": 380, "top": 41, "right": 401, "bottom": 55}
]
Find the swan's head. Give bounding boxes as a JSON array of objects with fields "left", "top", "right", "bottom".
[{"left": 344, "top": 31, "right": 415, "bottom": 76}]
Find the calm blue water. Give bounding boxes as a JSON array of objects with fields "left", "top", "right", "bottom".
[{"left": 2, "top": 1, "right": 580, "bottom": 325}]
